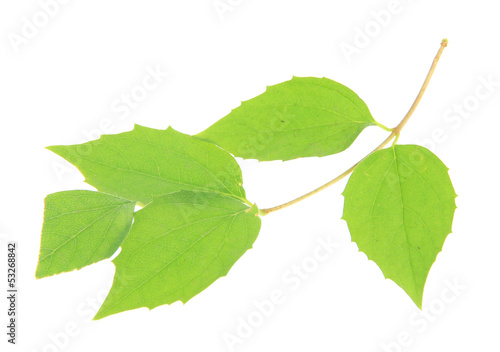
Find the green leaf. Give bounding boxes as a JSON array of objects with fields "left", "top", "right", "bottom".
[
  {"left": 47, "top": 126, "right": 248, "bottom": 205},
  {"left": 196, "top": 76, "right": 377, "bottom": 161},
  {"left": 94, "top": 190, "right": 261, "bottom": 320},
  {"left": 342, "top": 145, "right": 457, "bottom": 308},
  {"left": 36, "top": 190, "right": 135, "bottom": 279}
]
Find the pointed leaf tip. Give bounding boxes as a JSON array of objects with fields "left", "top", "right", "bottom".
[
  {"left": 342, "top": 145, "right": 456, "bottom": 307},
  {"left": 94, "top": 191, "right": 262, "bottom": 319},
  {"left": 196, "top": 76, "right": 376, "bottom": 161}
]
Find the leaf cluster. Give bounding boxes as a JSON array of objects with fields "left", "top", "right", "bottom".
[{"left": 37, "top": 75, "right": 456, "bottom": 319}]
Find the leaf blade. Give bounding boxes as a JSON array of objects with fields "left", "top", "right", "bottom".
[
  {"left": 196, "top": 76, "right": 376, "bottom": 161},
  {"left": 94, "top": 190, "right": 261, "bottom": 320},
  {"left": 36, "top": 190, "right": 135, "bottom": 279},
  {"left": 47, "top": 126, "right": 247, "bottom": 204},
  {"left": 342, "top": 145, "right": 457, "bottom": 307}
]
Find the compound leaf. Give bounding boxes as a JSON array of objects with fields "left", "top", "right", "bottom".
[
  {"left": 196, "top": 76, "right": 377, "bottom": 161},
  {"left": 36, "top": 190, "right": 135, "bottom": 279},
  {"left": 47, "top": 125, "right": 248, "bottom": 204},
  {"left": 94, "top": 190, "right": 261, "bottom": 320},
  {"left": 342, "top": 145, "right": 457, "bottom": 308}
]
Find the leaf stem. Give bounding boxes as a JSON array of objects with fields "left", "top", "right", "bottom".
[
  {"left": 392, "top": 134, "right": 400, "bottom": 146},
  {"left": 374, "top": 121, "right": 393, "bottom": 132},
  {"left": 260, "top": 39, "right": 448, "bottom": 216}
]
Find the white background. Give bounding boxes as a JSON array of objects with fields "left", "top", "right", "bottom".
[{"left": 1, "top": 0, "right": 499, "bottom": 351}]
